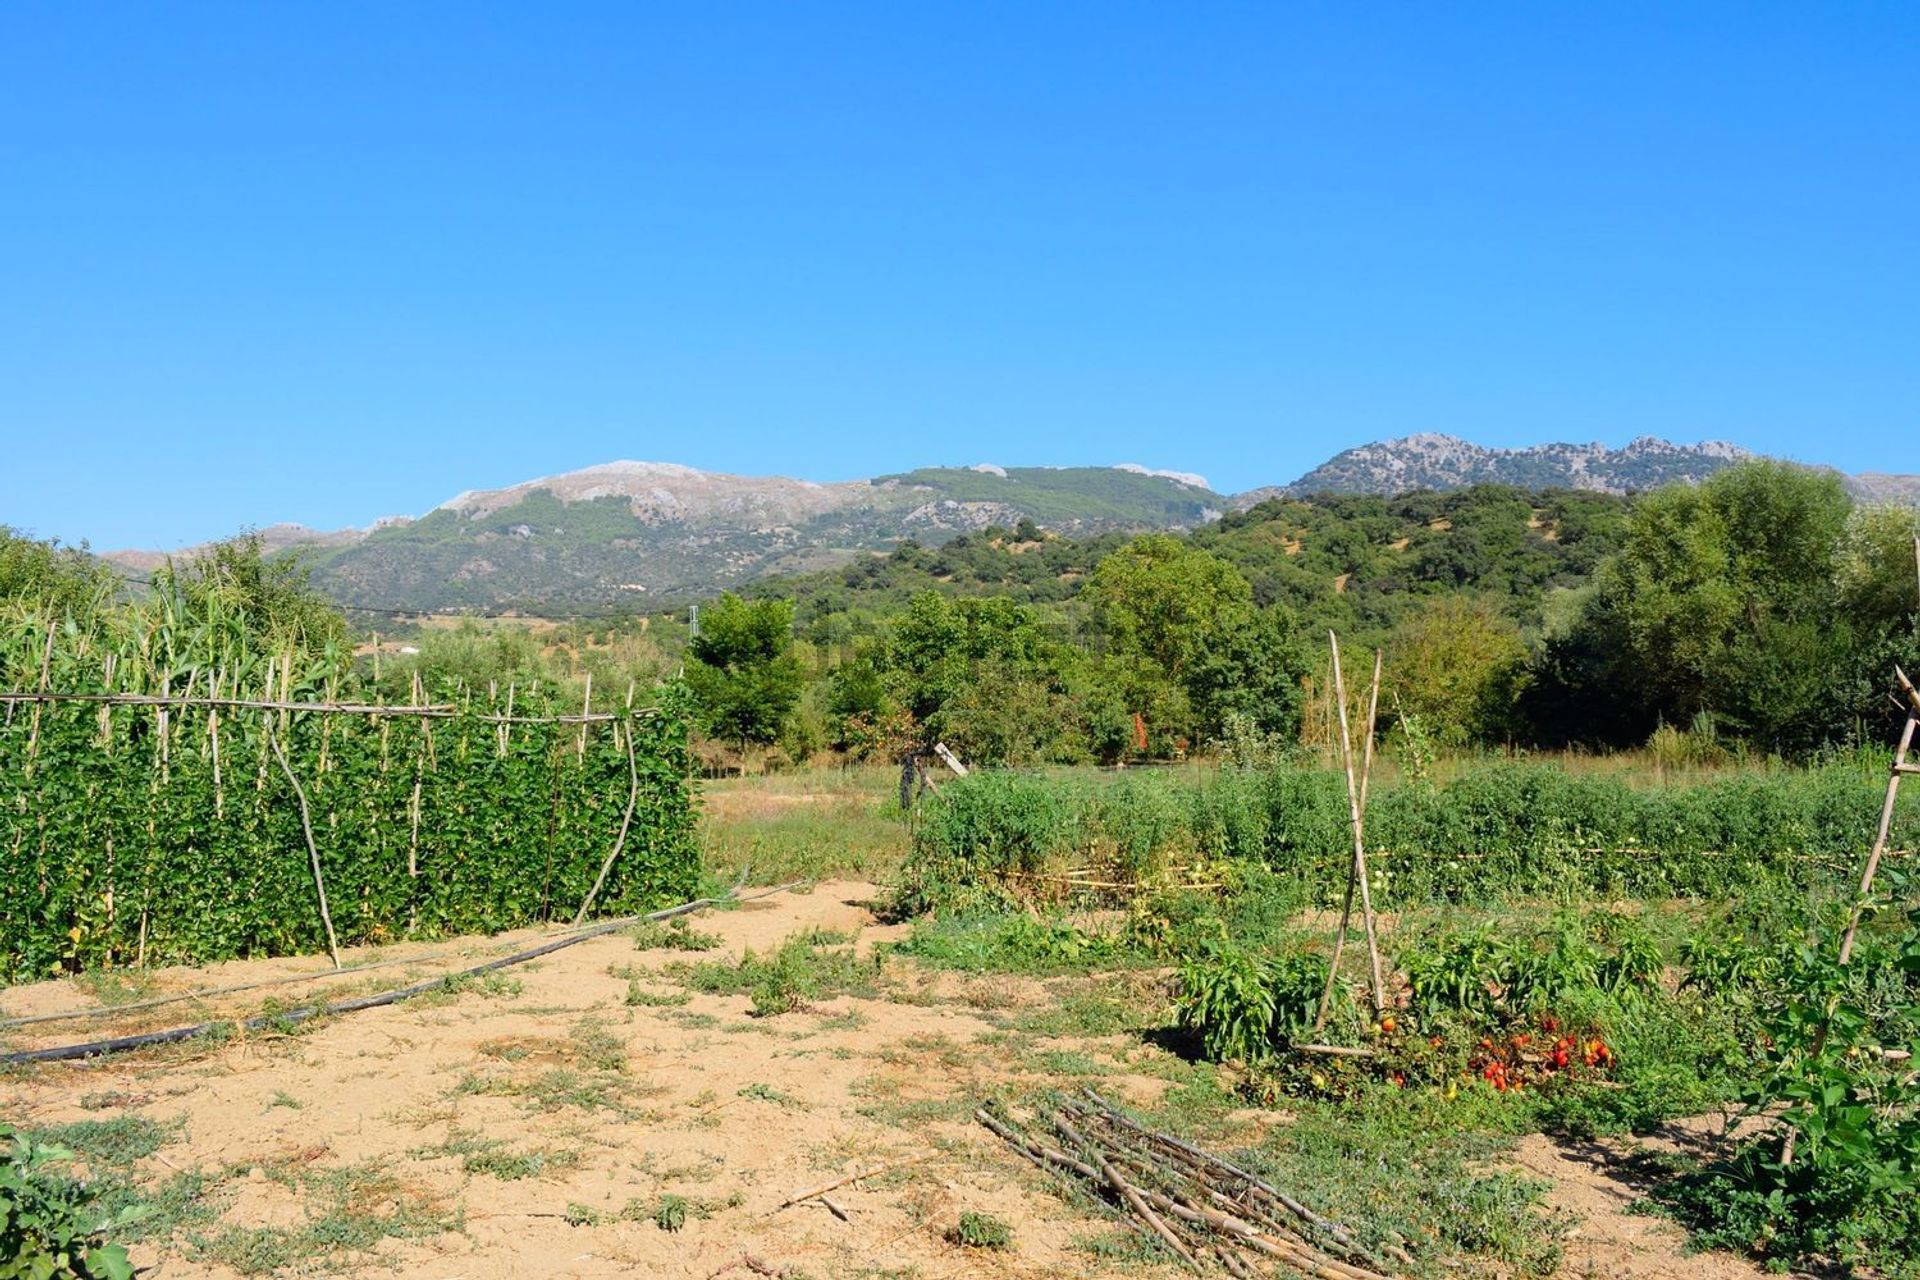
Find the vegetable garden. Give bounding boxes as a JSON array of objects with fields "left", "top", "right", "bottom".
[
  {"left": 894, "top": 680, "right": 1920, "bottom": 1276},
  {"left": 0, "top": 611, "right": 698, "bottom": 982}
]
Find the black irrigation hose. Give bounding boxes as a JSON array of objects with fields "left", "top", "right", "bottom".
[{"left": 1, "top": 880, "right": 806, "bottom": 1066}]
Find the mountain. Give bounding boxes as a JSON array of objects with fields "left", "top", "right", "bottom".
[
  {"left": 166, "top": 462, "right": 1227, "bottom": 612},
  {"left": 97, "top": 440, "right": 1916, "bottom": 613},
  {"left": 1236, "top": 434, "right": 1754, "bottom": 504}
]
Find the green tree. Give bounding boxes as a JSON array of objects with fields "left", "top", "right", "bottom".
[
  {"left": 1084, "top": 534, "right": 1253, "bottom": 679},
  {"left": 0, "top": 527, "right": 116, "bottom": 617},
  {"left": 1387, "top": 596, "right": 1528, "bottom": 745},
  {"left": 685, "top": 594, "right": 803, "bottom": 747},
  {"left": 1084, "top": 536, "right": 1303, "bottom": 749},
  {"left": 1528, "top": 461, "right": 1856, "bottom": 752}
]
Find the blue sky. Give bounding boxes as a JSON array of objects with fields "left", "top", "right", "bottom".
[{"left": 2, "top": 3, "right": 1915, "bottom": 550}]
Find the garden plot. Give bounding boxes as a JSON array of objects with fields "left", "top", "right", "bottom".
[{"left": 2, "top": 883, "right": 1771, "bottom": 1280}]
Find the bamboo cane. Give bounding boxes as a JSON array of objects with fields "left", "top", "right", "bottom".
[
  {"left": 1316, "top": 635, "right": 1388, "bottom": 1025},
  {"left": 266, "top": 719, "right": 341, "bottom": 969},
  {"left": 1839, "top": 711, "right": 1916, "bottom": 965},
  {"left": 572, "top": 717, "right": 640, "bottom": 925}
]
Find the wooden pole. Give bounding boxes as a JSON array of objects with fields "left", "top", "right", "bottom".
[
  {"left": 572, "top": 717, "right": 641, "bottom": 925},
  {"left": 1313, "top": 635, "right": 1387, "bottom": 1027},
  {"left": 266, "top": 719, "right": 342, "bottom": 968},
  {"left": 1353, "top": 652, "right": 1386, "bottom": 1012},
  {"left": 1838, "top": 711, "right": 1915, "bottom": 965},
  {"left": 577, "top": 672, "right": 593, "bottom": 762}
]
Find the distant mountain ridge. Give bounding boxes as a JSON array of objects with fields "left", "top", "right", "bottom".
[
  {"left": 95, "top": 439, "right": 1915, "bottom": 611},
  {"left": 108, "top": 463, "right": 1224, "bottom": 611},
  {"left": 1234, "top": 434, "right": 1755, "bottom": 504}
]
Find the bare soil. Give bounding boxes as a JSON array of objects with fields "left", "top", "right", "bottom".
[{"left": 0, "top": 883, "right": 1769, "bottom": 1280}]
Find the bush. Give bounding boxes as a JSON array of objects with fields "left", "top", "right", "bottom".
[
  {"left": 1175, "top": 938, "right": 1329, "bottom": 1063},
  {"left": 0, "top": 1126, "right": 134, "bottom": 1280}
]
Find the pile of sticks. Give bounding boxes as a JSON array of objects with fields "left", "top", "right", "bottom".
[{"left": 977, "top": 1090, "right": 1408, "bottom": 1279}]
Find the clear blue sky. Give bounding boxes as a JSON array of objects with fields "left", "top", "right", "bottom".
[{"left": 2, "top": 3, "right": 1915, "bottom": 550}]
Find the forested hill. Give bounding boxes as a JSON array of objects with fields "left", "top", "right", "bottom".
[
  {"left": 752, "top": 484, "right": 1631, "bottom": 646},
  {"left": 252, "top": 463, "right": 1226, "bottom": 612}
]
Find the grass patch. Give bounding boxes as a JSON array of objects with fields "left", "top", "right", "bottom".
[
  {"left": 189, "top": 1159, "right": 454, "bottom": 1275},
  {"left": 25, "top": 1115, "right": 176, "bottom": 1165},
  {"left": 624, "top": 979, "right": 692, "bottom": 1007},
  {"left": 677, "top": 929, "right": 882, "bottom": 1016},
  {"left": 949, "top": 1210, "right": 1013, "bottom": 1249},
  {"left": 628, "top": 918, "right": 723, "bottom": 952},
  {"left": 894, "top": 914, "right": 1123, "bottom": 976},
  {"left": 698, "top": 767, "right": 909, "bottom": 883}
]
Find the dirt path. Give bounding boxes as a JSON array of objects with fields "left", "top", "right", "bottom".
[{"left": 0, "top": 883, "right": 1769, "bottom": 1280}]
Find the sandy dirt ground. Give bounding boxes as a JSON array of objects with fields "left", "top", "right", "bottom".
[{"left": 0, "top": 882, "right": 1769, "bottom": 1280}]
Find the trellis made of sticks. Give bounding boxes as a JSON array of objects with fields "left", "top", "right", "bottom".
[{"left": 0, "top": 673, "right": 698, "bottom": 982}]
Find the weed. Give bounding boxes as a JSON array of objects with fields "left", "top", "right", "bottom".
[
  {"left": 678, "top": 930, "right": 881, "bottom": 1015},
  {"left": 629, "top": 919, "right": 723, "bottom": 951},
  {"left": 652, "top": 1193, "right": 689, "bottom": 1232},
  {"left": 188, "top": 1159, "right": 453, "bottom": 1276},
  {"left": 625, "top": 979, "right": 691, "bottom": 1007},
  {"left": 949, "top": 1210, "right": 1013, "bottom": 1249},
  {"left": 24, "top": 1116, "right": 175, "bottom": 1166}
]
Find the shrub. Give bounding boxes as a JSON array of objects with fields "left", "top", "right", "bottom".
[
  {"left": 0, "top": 1125, "right": 134, "bottom": 1280},
  {"left": 1175, "top": 938, "right": 1329, "bottom": 1063},
  {"left": 950, "top": 1210, "right": 1013, "bottom": 1249}
]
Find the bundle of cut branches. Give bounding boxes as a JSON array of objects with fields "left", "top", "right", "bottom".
[{"left": 977, "top": 1089, "right": 1411, "bottom": 1279}]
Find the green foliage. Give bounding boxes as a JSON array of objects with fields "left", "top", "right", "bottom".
[
  {"left": 0, "top": 529, "right": 116, "bottom": 619},
  {"left": 896, "top": 913, "right": 1118, "bottom": 974},
  {"left": 0, "top": 1126, "right": 134, "bottom": 1280},
  {"left": 949, "top": 1210, "right": 1013, "bottom": 1249},
  {"left": 900, "top": 760, "right": 1914, "bottom": 914},
  {"left": 685, "top": 594, "right": 803, "bottom": 747},
  {"left": 677, "top": 929, "right": 881, "bottom": 1015},
  {"left": 1175, "top": 938, "right": 1329, "bottom": 1063},
  {"left": 1084, "top": 535, "right": 1305, "bottom": 749},
  {"left": 651, "top": 1194, "right": 689, "bottom": 1232},
  {"left": 1651, "top": 887, "right": 1920, "bottom": 1274},
  {"left": 628, "top": 918, "right": 722, "bottom": 951},
  {"left": 0, "top": 620, "right": 699, "bottom": 977},
  {"left": 1534, "top": 460, "right": 1914, "bottom": 754},
  {"left": 1387, "top": 595, "right": 1529, "bottom": 745}
]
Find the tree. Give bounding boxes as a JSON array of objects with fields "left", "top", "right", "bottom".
[
  {"left": 1085, "top": 535, "right": 1253, "bottom": 679},
  {"left": 0, "top": 527, "right": 116, "bottom": 617},
  {"left": 1387, "top": 596, "right": 1528, "bottom": 745},
  {"left": 1084, "top": 536, "right": 1304, "bottom": 750},
  {"left": 684, "top": 594, "right": 803, "bottom": 747},
  {"left": 1526, "top": 461, "right": 1856, "bottom": 752}
]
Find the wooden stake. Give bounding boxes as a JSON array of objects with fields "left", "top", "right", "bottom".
[
  {"left": 572, "top": 718, "right": 639, "bottom": 925},
  {"left": 1838, "top": 711, "right": 1915, "bottom": 965},
  {"left": 209, "top": 671, "right": 224, "bottom": 821},
  {"left": 267, "top": 719, "right": 341, "bottom": 968},
  {"left": 577, "top": 673, "right": 592, "bottom": 762},
  {"left": 776, "top": 1155, "right": 930, "bottom": 1209},
  {"left": 1314, "top": 635, "right": 1387, "bottom": 1028}
]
